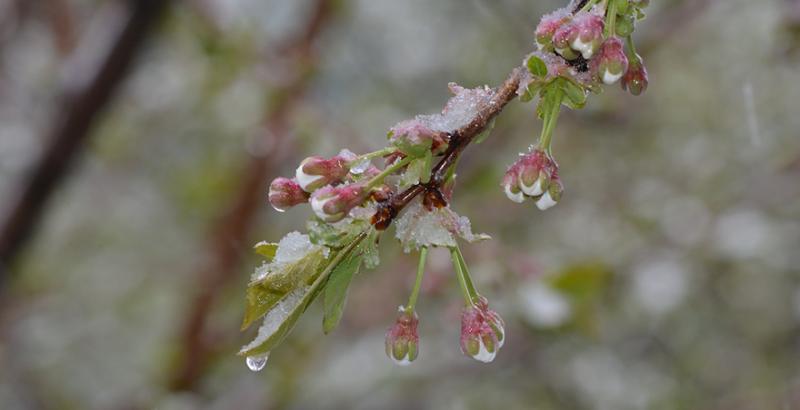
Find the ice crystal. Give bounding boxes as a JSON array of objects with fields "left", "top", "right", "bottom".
[
  {"left": 252, "top": 232, "right": 327, "bottom": 281},
  {"left": 394, "top": 200, "right": 490, "bottom": 252},
  {"left": 415, "top": 83, "right": 496, "bottom": 133}
]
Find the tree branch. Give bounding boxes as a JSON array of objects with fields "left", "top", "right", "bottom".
[
  {"left": 372, "top": 67, "right": 525, "bottom": 229},
  {"left": 0, "top": 0, "right": 168, "bottom": 290}
]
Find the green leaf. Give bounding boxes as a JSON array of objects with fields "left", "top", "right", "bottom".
[
  {"left": 362, "top": 229, "right": 381, "bottom": 269},
  {"left": 558, "top": 78, "right": 587, "bottom": 110},
  {"left": 474, "top": 118, "right": 496, "bottom": 144},
  {"left": 239, "top": 234, "right": 367, "bottom": 357},
  {"left": 526, "top": 55, "right": 548, "bottom": 78},
  {"left": 536, "top": 82, "right": 563, "bottom": 120},
  {"left": 240, "top": 247, "right": 327, "bottom": 330},
  {"left": 419, "top": 149, "right": 433, "bottom": 184},
  {"left": 322, "top": 250, "right": 364, "bottom": 334},
  {"left": 308, "top": 217, "right": 368, "bottom": 249},
  {"left": 393, "top": 136, "right": 432, "bottom": 159},
  {"left": 400, "top": 157, "right": 427, "bottom": 189},
  {"left": 253, "top": 241, "right": 278, "bottom": 261}
]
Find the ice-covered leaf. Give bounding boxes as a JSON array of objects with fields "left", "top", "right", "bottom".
[
  {"left": 239, "top": 234, "right": 367, "bottom": 357},
  {"left": 414, "top": 83, "right": 496, "bottom": 134},
  {"left": 241, "top": 246, "right": 328, "bottom": 330},
  {"left": 322, "top": 250, "right": 364, "bottom": 334},
  {"left": 400, "top": 151, "right": 432, "bottom": 189},
  {"left": 253, "top": 241, "right": 278, "bottom": 261},
  {"left": 362, "top": 229, "right": 381, "bottom": 269},
  {"left": 395, "top": 200, "right": 490, "bottom": 253},
  {"left": 308, "top": 213, "right": 370, "bottom": 249}
]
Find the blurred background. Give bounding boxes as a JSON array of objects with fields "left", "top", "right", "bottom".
[{"left": 1, "top": 0, "right": 799, "bottom": 408}]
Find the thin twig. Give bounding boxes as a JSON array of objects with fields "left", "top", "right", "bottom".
[{"left": 0, "top": 0, "right": 168, "bottom": 291}]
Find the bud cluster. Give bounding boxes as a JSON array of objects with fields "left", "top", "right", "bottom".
[
  {"left": 502, "top": 149, "right": 563, "bottom": 210},
  {"left": 460, "top": 296, "right": 506, "bottom": 363},
  {"left": 385, "top": 306, "right": 419, "bottom": 365}
]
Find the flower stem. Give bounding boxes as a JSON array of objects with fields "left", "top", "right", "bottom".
[
  {"left": 450, "top": 245, "right": 480, "bottom": 306},
  {"left": 406, "top": 247, "right": 428, "bottom": 310},
  {"left": 364, "top": 156, "right": 413, "bottom": 190},
  {"left": 604, "top": 0, "right": 617, "bottom": 38},
  {"left": 348, "top": 147, "right": 394, "bottom": 168},
  {"left": 580, "top": 0, "right": 600, "bottom": 13},
  {"left": 537, "top": 89, "right": 564, "bottom": 154}
]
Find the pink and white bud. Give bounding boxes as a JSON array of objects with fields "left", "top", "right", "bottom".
[
  {"left": 591, "top": 37, "right": 629, "bottom": 85},
  {"left": 621, "top": 54, "right": 649, "bottom": 96},
  {"left": 460, "top": 299, "right": 505, "bottom": 363},
  {"left": 552, "top": 22, "right": 580, "bottom": 60},
  {"left": 535, "top": 11, "right": 570, "bottom": 51},
  {"left": 569, "top": 12, "right": 604, "bottom": 59},
  {"left": 503, "top": 149, "right": 563, "bottom": 209},
  {"left": 310, "top": 183, "right": 368, "bottom": 223},
  {"left": 474, "top": 296, "right": 506, "bottom": 349},
  {"left": 501, "top": 165, "right": 525, "bottom": 204},
  {"left": 295, "top": 155, "right": 351, "bottom": 192},
  {"left": 268, "top": 177, "right": 309, "bottom": 212},
  {"left": 385, "top": 306, "right": 419, "bottom": 366}
]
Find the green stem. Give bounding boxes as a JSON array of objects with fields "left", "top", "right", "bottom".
[
  {"left": 406, "top": 247, "right": 428, "bottom": 310},
  {"left": 347, "top": 147, "right": 395, "bottom": 168},
  {"left": 537, "top": 90, "right": 564, "bottom": 154},
  {"left": 623, "top": 35, "right": 639, "bottom": 61},
  {"left": 450, "top": 245, "right": 480, "bottom": 306},
  {"left": 364, "top": 156, "right": 413, "bottom": 190},
  {"left": 604, "top": 0, "right": 617, "bottom": 38},
  {"left": 580, "top": 0, "right": 600, "bottom": 13}
]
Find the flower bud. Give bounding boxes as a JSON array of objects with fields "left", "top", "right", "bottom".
[
  {"left": 535, "top": 11, "right": 569, "bottom": 51},
  {"left": 621, "top": 54, "right": 649, "bottom": 96},
  {"left": 552, "top": 23, "right": 580, "bottom": 60},
  {"left": 474, "top": 296, "right": 506, "bottom": 349},
  {"left": 268, "top": 177, "right": 309, "bottom": 212},
  {"left": 310, "top": 183, "right": 368, "bottom": 223},
  {"left": 295, "top": 155, "right": 351, "bottom": 192},
  {"left": 503, "top": 149, "right": 563, "bottom": 209},
  {"left": 385, "top": 306, "right": 419, "bottom": 366},
  {"left": 591, "top": 37, "right": 629, "bottom": 85},
  {"left": 535, "top": 171, "right": 564, "bottom": 211},
  {"left": 569, "top": 12, "right": 604, "bottom": 59},
  {"left": 460, "top": 299, "right": 505, "bottom": 363},
  {"left": 501, "top": 165, "right": 525, "bottom": 204}
]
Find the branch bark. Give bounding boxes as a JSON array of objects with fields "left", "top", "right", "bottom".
[
  {"left": 0, "top": 0, "right": 168, "bottom": 290},
  {"left": 167, "top": 0, "right": 338, "bottom": 392}
]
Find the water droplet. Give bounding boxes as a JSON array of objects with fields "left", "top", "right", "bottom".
[
  {"left": 350, "top": 158, "right": 371, "bottom": 175},
  {"left": 270, "top": 203, "right": 286, "bottom": 213},
  {"left": 246, "top": 354, "right": 269, "bottom": 372}
]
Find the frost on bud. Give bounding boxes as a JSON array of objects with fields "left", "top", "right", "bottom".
[
  {"left": 390, "top": 119, "right": 448, "bottom": 157},
  {"left": 535, "top": 10, "right": 570, "bottom": 51},
  {"left": 310, "top": 183, "right": 368, "bottom": 223},
  {"left": 385, "top": 306, "right": 419, "bottom": 366},
  {"left": 460, "top": 297, "right": 505, "bottom": 363},
  {"left": 569, "top": 11, "right": 604, "bottom": 59},
  {"left": 621, "top": 54, "right": 649, "bottom": 96},
  {"left": 268, "top": 177, "right": 309, "bottom": 212},
  {"left": 591, "top": 37, "right": 629, "bottom": 85},
  {"left": 295, "top": 154, "right": 351, "bottom": 192},
  {"left": 502, "top": 149, "right": 563, "bottom": 209}
]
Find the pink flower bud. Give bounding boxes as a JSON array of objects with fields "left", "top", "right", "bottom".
[
  {"left": 385, "top": 306, "right": 419, "bottom": 365},
  {"left": 553, "top": 22, "right": 580, "bottom": 60},
  {"left": 268, "top": 177, "right": 309, "bottom": 212},
  {"left": 310, "top": 183, "right": 368, "bottom": 223},
  {"left": 502, "top": 149, "right": 563, "bottom": 209},
  {"left": 295, "top": 154, "right": 351, "bottom": 192},
  {"left": 621, "top": 54, "right": 649, "bottom": 96},
  {"left": 460, "top": 298, "right": 505, "bottom": 363},
  {"left": 569, "top": 11, "right": 604, "bottom": 59},
  {"left": 591, "top": 37, "right": 629, "bottom": 85},
  {"left": 535, "top": 11, "right": 570, "bottom": 51}
]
